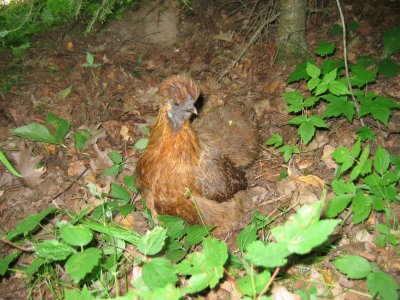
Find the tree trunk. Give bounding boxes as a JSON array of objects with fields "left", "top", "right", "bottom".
[{"left": 276, "top": 0, "right": 308, "bottom": 62}]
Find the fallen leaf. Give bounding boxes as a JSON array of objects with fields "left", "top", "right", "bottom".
[
  {"left": 11, "top": 143, "right": 46, "bottom": 188},
  {"left": 67, "top": 159, "right": 87, "bottom": 177},
  {"left": 294, "top": 175, "right": 325, "bottom": 189},
  {"left": 213, "top": 30, "right": 234, "bottom": 42},
  {"left": 321, "top": 145, "right": 337, "bottom": 169},
  {"left": 120, "top": 125, "right": 131, "bottom": 142},
  {"left": 271, "top": 284, "right": 301, "bottom": 300}
]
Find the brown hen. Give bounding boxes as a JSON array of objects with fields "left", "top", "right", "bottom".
[{"left": 136, "top": 75, "right": 260, "bottom": 235}]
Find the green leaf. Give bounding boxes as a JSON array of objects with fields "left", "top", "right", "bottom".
[
  {"left": 329, "top": 23, "right": 342, "bottom": 36},
  {"left": 57, "top": 85, "right": 73, "bottom": 100},
  {"left": 332, "top": 179, "right": 356, "bottom": 195},
  {"left": 307, "top": 77, "right": 320, "bottom": 92},
  {"left": 322, "top": 68, "right": 337, "bottom": 83},
  {"left": 74, "top": 129, "right": 90, "bottom": 150},
  {"left": 35, "top": 240, "right": 75, "bottom": 261},
  {"left": 0, "top": 149, "right": 22, "bottom": 177},
  {"left": 107, "top": 151, "right": 123, "bottom": 164},
  {"left": 351, "top": 191, "right": 372, "bottom": 224},
  {"left": 303, "top": 96, "right": 319, "bottom": 108},
  {"left": 356, "top": 56, "right": 377, "bottom": 68},
  {"left": 237, "top": 225, "right": 258, "bottom": 252},
  {"left": 374, "top": 146, "right": 390, "bottom": 175},
  {"left": 348, "top": 20, "right": 359, "bottom": 33},
  {"left": 306, "top": 62, "right": 321, "bottom": 78},
  {"left": 383, "top": 25, "right": 400, "bottom": 57},
  {"left": 284, "top": 91, "right": 304, "bottom": 113},
  {"left": 350, "top": 66, "right": 376, "bottom": 87},
  {"left": 237, "top": 270, "right": 271, "bottom": 297},
  {"left": 323, "top": 97, "right": 355, "bottom": 121},
  {"left": 272, "top": 201, "right": 340, "bottom": 254},
  {"left": 6, "top": 207, "right": 56, "bottom": 241},
  {"left": 287, "top": 61, "right": 310, "bottom": 83},
  {"left": 64, "top": 285, "right": 94, "bottom": 300},
  {"left": 377, "top": 58, "right": 400, "bottom": 78},
  {"left": 315, "top": 40, "right": 335, "bottom": 56},
  {"left": 315, "top": 81, "right": 328, "bottom": 95},
  {"left": 265, "top": 133, "right": 283, "bottom": 147},
  {"left": 23, "top": 257, "right": 46, "bottom": 279},
  {"left": 367, "top": 271, "right": 399, "bottom": 300},
  {"left": 109, "top": 183, "right": 131, "bottom": 204},
  {"left": 134, "top": 138, "right": 149, "bottom": 151},
  {"left": 103, "top": 164, "right": 122, "bottom": 178},
  {"left": 151, "top": 285, "right": 182, "bottom": 300},
  {"left": 124, "top": 175, "right": 138, "bottom": 193},
  {"left": 245, "top": 241, "right": 290, "bottom": 268},
  {"left": 158, "top": 215, "right": 185, "bottom": 239},
  {"left": 137, "top": 226, "right": 166, "bottom": 255},
  {"left": 60, "top": 224, "right": 94, "bottom": 247},
  {"left": 142, "top": 257, "right": 178, "bottom": 289},
  {"left": 184, "top": 225, "right": 212, "bottom": 248},
  {"left": 328, "top": 80, "right": 350, "bottom": 95},
  {"left": 350, "top": 145, "right": 371, "bottom": 181},
  {"left": 80, "top": 220, "right": 141, "bottom": 246},
  {"left": 332, "top": 146, "right": 354, "bottom": 174},
  {"left": 11, "top": 123, "right": 59, "bottom": 144},
  {"left": 0, "top": 251, "right": 21, "bottom": 276},
  {"left": 359, "top": 93, "right": 400, "bottom": 126},
  {"left": 46, "top": 113, "right": 70, "bottom": 143},
  {"left": 356, "top": 126, "right": 376, "bottom": 142},
  {"left": 333, "top": 255, "right": 371, "bottom": 279},
  {"left": 165, "top": 240, "right": 187, "bottom": 263},
  {"left": 86, "top": 52, "right": 94, "bottom": 66},
  {"left": 326, "top": 194, "right": 354, "bottom": 218},
  {"left": 65, "top": 248, "right": 101, "bottom": 282}
]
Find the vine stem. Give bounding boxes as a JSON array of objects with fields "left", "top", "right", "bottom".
[
  {"left": 335, "top": 0, "right": 365, "bottom": 126},
  {"left": 256, "top": 267, "right": 280, "bottom": 299}
]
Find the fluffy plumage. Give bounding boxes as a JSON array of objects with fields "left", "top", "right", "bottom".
[{"left": 136, "top": 75, "right": 260, "bottom": 235}]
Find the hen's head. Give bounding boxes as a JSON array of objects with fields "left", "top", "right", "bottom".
[{"left": 160, "top": 75, "right": 200, "bottom": 130}]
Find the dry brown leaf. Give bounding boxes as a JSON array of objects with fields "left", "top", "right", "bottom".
[
  {"left": 11, "top": 143, "right": 46, "bottom": 188},
  {"left": 294, "top": 175, "right": 325, "bottom": 189},
  {"left": 120, "top": 125, "right": 131, "bottom": 142},
  {"left": 67, "top": 159, "right": 87, "bottom": 177},
  {"left": 271, "top": 284, "right": 301, "bottom": 300},
  {"left": 321, "top": 145, "right": 337, "bottom": 169},
  {"left": 89, "top": 144, "right": 113, "bottom": 175}
]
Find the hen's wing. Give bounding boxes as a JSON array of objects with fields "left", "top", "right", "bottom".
[{"left": 194, "top": 103, "right": 259, "bottom": 168}]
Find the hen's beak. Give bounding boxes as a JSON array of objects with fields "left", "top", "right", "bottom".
[{"left": 191, "top": 107, "right": 198, "bottom": 115}]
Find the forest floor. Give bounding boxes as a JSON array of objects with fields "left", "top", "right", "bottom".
[{"left": 0, "top": 0, "right": 399, "bottom": 299}]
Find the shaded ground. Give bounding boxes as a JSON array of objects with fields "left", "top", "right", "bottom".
[{"left": 0, "top": 0, "right": 399, "bottom": 298}]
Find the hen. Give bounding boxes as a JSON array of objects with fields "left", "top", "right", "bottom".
[{"left": 136, "top": 75, "right": 260, "bottom": 235}]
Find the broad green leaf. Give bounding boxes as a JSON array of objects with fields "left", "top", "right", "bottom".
[
  {"left": 303, "top": 96, "right": 319, "bottom": 108},
  {"left": 158, "top": 215, "right": 185, "bottom": 239},
  {"left": 309, "top": 116, "right": 328, "bottom": 128},
  {"left": 142, "top": 257, "right": 178, "bottom": 289},
  {"left": 322, "top": 68, "right": 337, "bottom": 83},
  {"left": 272, "top": 201, "right": 340, "bottom": 254},
  {"left": 348, "top": 20, "right": 359, "bottom": 33},
  {"left": 86, "top": 52, "right": 94, "bottom": 66},
  {"left": 323, "top": 97, "right": 355, "bottom": 121},
  {"left": 23, "top": 257, "right": 46, "bottom": 279},
  {"left": 331, "top": 179, "right": 356, "bottom": 195},
  {"left": 377, "top": 58, "right": 400, "bottom": 78},
  {"left": 350, "top": 66, "right": 376, "bottom": 87},
  {"left": 64, "top": 285, "right": 94, "bottom": 300},
  {"left": 124, "top": 175, "right": 138, "bottom": 193},
  {"left": 137, "top": 226, "right": 166, "bottom": 255},
  {"left": 356, "top": 56, "right": 377, "bottom": 68},
  {"left": 57, "top": 85, "right": 73, "bottom": 100},
  {"left": 65, "top": 248, "right": 101, "bottom": 282},
  {"left": 74, "top": 129, "right": 90, "bottom": 150},
  {"left": 332, "top": 147, "right": 354, "bottom": 174},
  {"left": 329, "top": 24, "right": 342, "bottom": 36},
  {"left": 245, "top": 241, "right": 289, "bottom": 268},
  {"left": 374, "top": 146, "right": 390, "bottom": 175},
  {"left": 287, "top": 61, "right": 310, "bottom": 83},
  {"left": 325, "top": 194, "right": 354, "bottom": 218},
  {"left": 359, "top": 94, "right": 399, "bottom": 126},
  {"left": 315, "top": 40, "right": 335, "bottom": 56},
  {"left": 6, "top": 207, "right": 56, "bottom": 241},
  {"left": 356, "top": 126, "right": 376, "bottom": 142},
  {"left": 134, "top": 138, "right": 149, "bottom": 151},
  {"left": 367, "top": 271, "right": 399, "bottom": 300},
  {"left": 165, "top": 240, "right": 187, "bottom": 263},
  {"left": 0, "top": 251, "right": 21, "bottom": 276},
  {"left": 383, "top": 25, "right": 400, "bottom": 57},
  {"left": 0, "top": 149, "right": 22, "bottom": 177},
  {"left": 60, "top": 224, "right": 94, "bottom": 247},
  {"left": 265, "top": 133, "right": 283, "bottom": 147},
  {"left": 182, "top": 269, "right": 223, "bottom": 294},
  {"left": 284, "top": 91, "right": 304, "bottom": 113},
  {"left": 151, "top": 285, "right": 182, "bottom": 300},
  {"left": 109, "top": 183, "right": 131, "bottom": 204},
  {"left": 103, "top": 164, "right": 122, "bottom": 178},
  {"left": 351, "top": 191, "right": 372, "bottom": 224},
  {"left": 307, "top": 77, "right": 320, "bottom": 92},
  {"left": 184, "top": 225, "right": 212, "bottom": 248},
  {"left": 107, "top": 151, "right": 123, "bottom": 164},
  {"left": 12, "top": 123, "right": 59, "bottom": 144},
  {"left": 333, "top": 255, "right": 371, "bottom": 279},
  {"left": 315, "top": 81, "right": 328, "bottom": 95},
  {"left": 237, "top": 270, "right": 271, "bottom": 297},
  {"left": 35, "top": 240, "right": 75, "bottom": 261},
  {"left": 203, "top": 238, "right": 228, "bottom": 268},
  {"left": 306, "top": 62, "right": 321, "bottom": 78},
  {"left": 380, "top": 172, "right": 400, "bottom": 186},
  {"left": 328, "top": 80, "right": 350, "bottom": 95},
  {"left": 46, "top": 113, "right": 70, "bottom": 143}
]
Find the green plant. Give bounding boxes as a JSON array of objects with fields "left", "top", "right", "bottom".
[
  {"left": 0, "top": 149, "right": 22, "bottom": 177},
  {"left": 265, "top": 133, "right": 300, "bottom": 162},
  {"left": 81, "top": 52, "right": 102, "bottom": 68},
  {"left": 0, "top": 197, "right": 340, "bottom": 299},
  {"left": 333, "top": 255, "right": 399, "bottom": 300}
]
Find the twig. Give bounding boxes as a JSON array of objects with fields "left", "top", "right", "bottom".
[
  {"left": 256, "top": 267, "right": 280, "bottom": 299},
  {"left": 218, "top": 13, "right": 280, "bottom": 82},
  {"left": 335, "top": 0, "right": 364, "bottom": 126},
  {"left": 52, "top": 167, "right": 89, "bottom": 200},
  {"left": 0, "top": 237, "right": 35, "bottom": 252}
]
